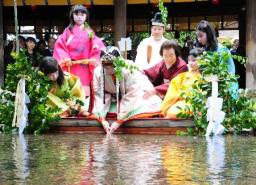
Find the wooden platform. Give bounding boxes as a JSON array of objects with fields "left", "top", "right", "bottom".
[{"left": 50, "top": 118, "right": 194, "bottom": 135}]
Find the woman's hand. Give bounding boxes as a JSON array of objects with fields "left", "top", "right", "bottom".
[
  {"left": 101, "top": 120, "right": 110, "bottom": 134},
  {"left": 109, "top": 122, "right": 121, "bottom": 134},
  {"left": 79, "top": 110, "right": 90, "bottom": 117},
  {"left": 59, "top": 110, "right": 71, "bottom": 118}
]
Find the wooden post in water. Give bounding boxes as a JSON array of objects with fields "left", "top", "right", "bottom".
[
  {"left": 246, "top": 0, "right": 256, "bottom": 88},
  {"left": 0, "top": 0, "right": 4, "bottom": 85},
  {"left": 114, "top": 0, "right": 127, "bottom": 47}
]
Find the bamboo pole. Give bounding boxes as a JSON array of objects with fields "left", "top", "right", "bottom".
[{"left": 14, "top": 0, "right": 19, "bottom": 53}]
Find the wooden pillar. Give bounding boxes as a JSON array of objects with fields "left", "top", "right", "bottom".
[
  {"left": 114, "top": 0, "right": 127, "bottom": 46},
  {"left": 0, "top": 0, "right": 4, "bottom": 85},
  {"left": 246, "top": 0, "right": 256, "bottom": 88},
  {"left": 238, "top": 8, "right": 246, "bottom": 89}
]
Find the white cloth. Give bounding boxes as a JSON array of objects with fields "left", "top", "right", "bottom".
[
  {"left": 12, "top": 78, "right": 30, "bottom": 134},
  {"left": 205, "top": 76, "right": 225, "bottom": 136},
  {"left": 135, "top": 36, "right": 167, "bottom": 70},
  {"left": 93, "top": 60, "right": 162, "bottom": 120}
]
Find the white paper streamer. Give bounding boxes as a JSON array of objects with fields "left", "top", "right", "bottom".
[
  {"left": 12, "top": 78, "right": 30, "bottom": 134},
  {"left": 205, "top": 75, "right": 225, "bottom": 136}
]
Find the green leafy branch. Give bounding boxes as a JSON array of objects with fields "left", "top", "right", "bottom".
[
  {"left": 113, "top": 57, "right": 138, "bottom": 81},
  {"left": 158, "top": 0, "right": 168, "bottom": 26},
  {"left": 178, "top": 51, "right": 256, "bottom": 135},
  {"left": 2, "top": 51, "right": 59, "bottom": 134},
  {"left": 84, "top": 22, "right": 94, "bottom": 39}
]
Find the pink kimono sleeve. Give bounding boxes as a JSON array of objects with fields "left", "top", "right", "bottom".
[
  {"left": 53, "top": 28, "right": 71, "bottom": 64},
  {"left": 88, "top": 33, "right": 105, "bottom": 75}
]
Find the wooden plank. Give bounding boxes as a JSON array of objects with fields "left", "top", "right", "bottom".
[
  {"left": 25, "top": 0, "right": 45, "bottom": 5},
  {"left": 128, "top": 0, "right": 148, "bottom": 4},
  {"left": 51, "top": 118, "right": 194, "bottom": 128},
  {"left": 71, "top": 0, "right": 91, "bottom": 5},
  {"left": 3, "top": 0, "right": 209, "bottom": 6},
  {"left": 50, "top": 118, "right": 194, "bottom": 134},
  {"left": 3, "top": 0, "right": 23, "bottom": 6}
]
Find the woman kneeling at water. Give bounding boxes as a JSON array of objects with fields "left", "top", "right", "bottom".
[
  {"left": 40, "top": 56, "right": 90, "bottom": 117},
  {"left": 161, "top": 48, "right": 203, "bottom": 119},
  {"left": 93, "top": 46, "right": 162, "bottom": 134}
]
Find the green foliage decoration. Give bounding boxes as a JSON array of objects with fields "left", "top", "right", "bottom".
[
  {"left": 129, "top": 32, "right": 150, "bottom": 49},
  {"left": 0, "top": 89, "right": 15, "bottom": 132},
  {"left": 97, "top": 33, "right": 114, "bottom": 46},
  {"left": 84, "top": 22, "right": 94, "bottom": 39},
  {"left": 113, "top": 57, "right": 138, "bottom": 81},
  {"left": 158, "top": 0, "right": 168, "bottom": 26},
  {"left": 163, "top": 31, "right": 196, "bottom": 47},
  {"left": 2, "top": 51, "right": 59, "bottom": 134},
  {"left": 218, "top": 37, "right": 233, "bottom": 49},
  {"left": 177, "top": 51, "right": 256, "bottom": 135}
]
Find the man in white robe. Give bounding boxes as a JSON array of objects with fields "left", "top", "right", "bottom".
[{"left": 135, "top": 12, "right": 167, "bottom": 70}]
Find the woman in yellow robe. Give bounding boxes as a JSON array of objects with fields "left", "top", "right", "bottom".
[
  {"left": 40, "top": 56, "right": 89, "bottom": 117},
  {"left": 161, "top": 48, "right": 202, "bottom": 119}
]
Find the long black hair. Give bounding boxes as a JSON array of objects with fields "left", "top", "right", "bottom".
[
  {"left": 25, "top": 37, "right": 41, "bottom": 67},
  {"left": 68, "top": 5, "right": 89, "bottom": 31},
  {"left": 195, "top": 20, "right": 218, "bottom": 51},
  {"left": 39, "top": 56, "right": 64, "bottom": 86}
]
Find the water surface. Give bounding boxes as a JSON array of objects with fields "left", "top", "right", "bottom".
[{"left": 0, "top": 134, "right": 256, "bottom": 185}]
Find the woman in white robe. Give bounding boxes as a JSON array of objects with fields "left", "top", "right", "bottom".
[{"left": 93, "top": 46, "right": 162, "bottom": 134}]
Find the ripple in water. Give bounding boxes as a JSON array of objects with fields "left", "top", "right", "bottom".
[{"left": 0, "top": 134, "right": 256, "bottom": 185}]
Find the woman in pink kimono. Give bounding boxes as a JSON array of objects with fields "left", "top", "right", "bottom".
[
  {"left": 53, "top": 5, "right": 105, "bottom": 102},
  {"left": 93, "top": 46, "right": 162, "bottom": 134}
]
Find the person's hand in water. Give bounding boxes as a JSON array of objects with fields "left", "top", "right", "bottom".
[
  {"left": 101, "top": 120, "right": 110, "bottom": 134},
  {"left": 109, "top": 122, "right": 120, "bottom": 134}
]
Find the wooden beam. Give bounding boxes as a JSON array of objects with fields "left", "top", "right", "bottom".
[
  {"left": 0, "top": 0, "right": 4, "bottom": 85},
  {"left": 50, "top": 118, "right": 194, "bottom": 134},
  {"left": 51, "top": 118, "right": 194, "bottom": 127},
  {"left": 114, "top": 0, "right": 127, "bottom": 46},
  {"left": 246, "top": 0, "right": 256, "bottom": 88}
]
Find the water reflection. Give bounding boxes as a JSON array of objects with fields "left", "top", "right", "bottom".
[
  {"left": 12, "top": 134, "right": 29, "bottom": 184},
  {"left": 0, "top": 134, "right": 256, "bottom": 184},
  {"left": 89, "top": 135, "right": 163, "bottom": 184},
  {"left": 161, "top": 137, "right": 200, "bottom": 185},
  {"left": 206, "top": 136, "right": 225, "bottom": 185}
]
